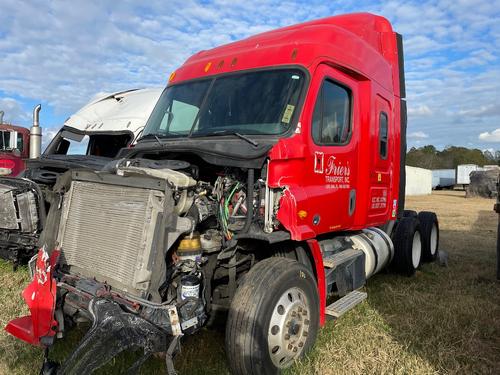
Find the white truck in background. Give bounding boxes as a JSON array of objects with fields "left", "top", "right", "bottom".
[{"left": 0, "top": 88, "right": 162, "bottom": 264}]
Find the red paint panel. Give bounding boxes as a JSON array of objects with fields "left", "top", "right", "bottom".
[
  {"left": 306, "top": 239, "right": 326, "bottom": 326},
  {"left": 5, "top": 249, "right": 60, "bottom": 346},
  {"left": 0, "top": 155, "right": 25, "bottom": 177}
]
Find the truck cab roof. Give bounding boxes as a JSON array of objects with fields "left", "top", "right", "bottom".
[
  {"left": 64, "top": 87, "right": 163, "bottom": 136},
  {"left": 172, "top": 13, "right": 401, "bottom": 97},
  {"left": 0, "top": 123, "right": 30, "bottom": 135}
]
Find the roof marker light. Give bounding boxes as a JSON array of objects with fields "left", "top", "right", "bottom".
[
  {"left": 204, "top": 62, "right": 212, "bottom": 72},
  {"left": 169, "top": 71, "right": 176, "bottom": 82},
  {"left": 291, "top": 48, "right": 298, "bottom": 60},
  {"left": 231, "top": 57, "right": 238, "bottom": 67},
  {"left": 217, "top": 60, "right": 224, "bottom": 69}
]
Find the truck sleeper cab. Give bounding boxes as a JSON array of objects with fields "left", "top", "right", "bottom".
[{"left": 5, "top": 13, "right": 439, "bottom": 375}]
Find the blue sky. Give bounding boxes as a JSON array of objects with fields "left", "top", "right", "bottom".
[{"left": 0, "top": 0, "right": 499, "bottom": 150}]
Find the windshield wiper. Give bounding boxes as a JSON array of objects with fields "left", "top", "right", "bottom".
[
  {"left": 192, "top": 131, "right": 259, "bottom": 147},
  {"left": 139, "top": 132, "right": 186, "bottom": 145},
  {"left": 138, "top": 133, "right": 165, "bottom": 147}
]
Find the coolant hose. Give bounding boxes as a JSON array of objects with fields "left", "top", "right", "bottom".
[{"left": 242, "top": 168, "right": 254, "bottom": 233}]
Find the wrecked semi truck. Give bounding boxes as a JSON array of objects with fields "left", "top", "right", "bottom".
[
  {"left": 0, "top": 88, "right": 162, "bottom": 264},
  {"left": 6, "top": 13, "right": 440, "bottom": 375}
]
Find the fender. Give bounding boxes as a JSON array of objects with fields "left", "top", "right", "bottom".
[
  {"left": 5, "top": 248, "right": 60, "bottom": 346},
  {"left": 306, "top": 239, "right": 326, "bottom": 326}
]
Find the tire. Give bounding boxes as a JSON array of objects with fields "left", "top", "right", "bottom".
[
  {"left": 403, "top": 209, "right": 418, "bottom": 218},
  {"left": 225, "top": 257, "right": 319, "bottom": 375},
  {"left": 392, "top": 216, "right": 422, "bottom": 276},
  {"left": 418, "top": 211, "right": 439, "bottom": 262}
]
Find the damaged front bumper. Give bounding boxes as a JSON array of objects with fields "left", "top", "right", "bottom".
[
  {"left": 5, "top": 248, "right": 59, "bottom": 346},
  {"left": 56, "top": 298, "right": 177, "bottom": 375},
  {"left": 5, "top": 249, "right": 201, "bottom": 374}
]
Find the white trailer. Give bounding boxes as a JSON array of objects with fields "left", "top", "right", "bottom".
[
  {"left": 432, "top": 169, "right": 455, "bottom": 189},
  {"left": 456, "top": 164, "right": 484, "bottom": 185},
  {"left": 406, "top": 166, "right": 432, "bottom": 195}
]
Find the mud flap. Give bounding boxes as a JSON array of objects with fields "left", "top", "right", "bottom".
[{"left": 57, "top": 298, "right": 171, "bottom": 375}]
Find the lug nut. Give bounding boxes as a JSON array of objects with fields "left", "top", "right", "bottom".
[
  {"left": 285, "top": 334, "right": 290, "bottom": 340},
  {"left": 288, "top": 344, "right": 293, "bottom": 350},
  {"left": 304, "top": 319, "right": 310, "bottom": 325},
  {"left": 293, "top": 347, "right": 298, "bottom": 352},
  {"left": 292, "top": 311, "right": 297, "bottom": 317},
  {"left": 303, "top": 331, "right": 308, "bottom": 337},
  {"left": 298, "top": 342, "right": 304, "bottom": 348}
]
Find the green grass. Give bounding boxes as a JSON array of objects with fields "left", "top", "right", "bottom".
[{"left": 1, "top": 191, "right": 499, "bottom": 374}]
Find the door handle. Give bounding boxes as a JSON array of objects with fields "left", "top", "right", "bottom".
[{"left": 349, "top": 189, "right": 356, "bottom": 216}]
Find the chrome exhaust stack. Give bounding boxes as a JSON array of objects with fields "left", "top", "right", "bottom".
[{"left": 30, "top": 104, "right": 42, "bottom": 159}]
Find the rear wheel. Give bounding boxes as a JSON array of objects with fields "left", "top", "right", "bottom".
[
  {"left": 392, "top": 216, "right": 422, "bottom": 276},
  {"left": 403, "top": 209, "right": 418, "bottom": 218},
  {"left": 418, "top": 211, "right": 439, "bottom": 262},
  {"left": 225, "top": 257, "right": 319, "bottom": 375}
]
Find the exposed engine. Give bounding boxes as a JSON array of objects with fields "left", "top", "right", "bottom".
[{"left": 49, "top": 157, "right": 281, "bottom": 341}]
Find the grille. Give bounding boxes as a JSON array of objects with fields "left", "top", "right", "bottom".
[{"left": 58, "top": 181, "right": 164, "bottom": 296}]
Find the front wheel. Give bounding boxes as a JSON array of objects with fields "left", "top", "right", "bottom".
[{"left": 225, "top": 257, "right": 319, "bottom": 375}]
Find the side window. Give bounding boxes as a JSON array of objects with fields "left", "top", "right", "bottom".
[
  {"left": 16, "top": 134, "right": 24, "bottom": 152},
  {"left": 312, "top": 80, "right": 351, "bottom": 145},
  {"left": 62, "top": 136, "right": 90, "bottom": 155},
  {"left": 0, "top": 130, "right": 11, "bottom": 150},
  {"left": 379, "top": 112, "right": 388, "bottom": 159}
]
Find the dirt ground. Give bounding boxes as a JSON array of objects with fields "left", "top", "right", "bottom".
[{"left": 0, "top": 190, "right": 499, "bottom": 374}]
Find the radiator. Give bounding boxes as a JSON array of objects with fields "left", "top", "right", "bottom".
[
  {"left": 57, "top": 180, "right": 165, "bottom": 296},
  {"left": 0, "top": 182, "right": 38, "bottom": 232}
]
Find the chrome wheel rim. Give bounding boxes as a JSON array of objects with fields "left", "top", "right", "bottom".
[
  {"left": 412, "top": 230, "right": 422, "bottom": 268},
  {"left": 267, "top": 287, "right": 310, "bottom": 368}
]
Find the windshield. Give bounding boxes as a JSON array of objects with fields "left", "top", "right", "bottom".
[
  {"left": 0, "top": 130, "right": 12, "bottom": 150},
  {"left": 143, "top": 69, "right": 305, "bottom": 138},
  {"left": 47, "top": 130, "right": 132, "bottom": 157}
]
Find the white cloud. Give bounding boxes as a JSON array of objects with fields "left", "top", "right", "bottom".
[
  {"left": 407, "top": 105, "right": 432, "bottom": 116},
  {"left": 459, "top": 105, "right": 500, "bottom": 117},
  {"left": 0, "top": 0, "right": 499, "bottom": 150},
  {"left": 42, "top": 128, "right": 60, "bottom": 150},
  {"left": 479, "top": 129, "right": 500, "bottom": 143},
  {"left": 0, "top": 97, "right": 31, "bottom": 125},
  {"left": 408, "top": 131, "right": 429, "bottom": 139}
]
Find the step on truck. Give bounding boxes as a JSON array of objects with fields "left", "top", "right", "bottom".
[{"left": 5, "top": 13, "right": 440, "bottom": 375}]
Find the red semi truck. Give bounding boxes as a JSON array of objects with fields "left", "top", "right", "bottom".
[
  {"left": 0, "top": 116, "right": 31, "bottom": 177},
  {"left": 6, "top": 13, "right": 439, "bottom": 375}
]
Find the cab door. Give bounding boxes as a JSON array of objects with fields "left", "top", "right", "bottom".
[
  {"left": 304, "top": 64, "right": 360, "bottom": 234},
  {"left": 367, "top": 94, "right": 393, "bottom": 221}
]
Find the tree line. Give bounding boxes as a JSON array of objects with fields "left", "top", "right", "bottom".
[{"left": 406, "top": 145, "right": 499, "bottom": 170}]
